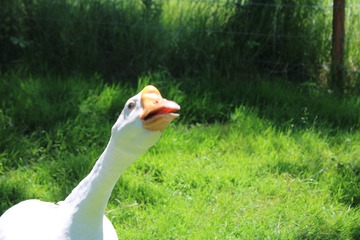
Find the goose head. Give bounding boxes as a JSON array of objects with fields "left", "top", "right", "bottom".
[{"left": 111, "top": 85, "right": 180, "bottom": 152}]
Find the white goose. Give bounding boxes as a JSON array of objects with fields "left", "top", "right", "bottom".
[{"left": 0, "top": 85, "right": 180, "bottom": 240}]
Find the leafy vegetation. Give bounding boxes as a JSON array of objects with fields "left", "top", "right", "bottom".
[
  {"left": 1, "top": 74, "right": 360, "bottom": 239},
  {"left": 1, "top": 0, "right": 359, "bottom": 90}
]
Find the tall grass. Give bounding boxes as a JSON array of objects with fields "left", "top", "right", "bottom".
[
  {"left": 1, "top": 0, "right": 359, "bottom": 89},
  {"left": 345, "top": 3, "right": 360, "bottom": 93}
]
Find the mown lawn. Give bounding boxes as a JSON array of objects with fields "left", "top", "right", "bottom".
[
  {"left": 1, "top": 75, "right": 360, "bottom": 239},
  {"left": 110, "top": 113, "right": 360, "bottom": 239}
]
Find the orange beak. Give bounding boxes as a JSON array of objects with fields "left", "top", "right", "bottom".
[{"left": 140, "top": 85, "right": 180, "bottom": 131}]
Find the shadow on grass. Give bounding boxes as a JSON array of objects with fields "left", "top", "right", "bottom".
[
  {"left": 332, "top": 161, "right": 360, "bottom": 208},
  {"left": 0, "top": 178, "right": 28, "bottom": 215}
]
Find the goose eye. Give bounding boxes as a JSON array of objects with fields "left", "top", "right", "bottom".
[{"left": 127, "top": 101, "right": 136, "bottom": 110}]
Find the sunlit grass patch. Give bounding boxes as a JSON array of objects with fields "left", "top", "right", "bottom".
[{"left": 0, "top": 75, "right": 359, "bottom": 239}]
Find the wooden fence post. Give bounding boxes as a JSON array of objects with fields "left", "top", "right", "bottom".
[{"left": 331, "top": 0, "right": 345, "bottom": 94}]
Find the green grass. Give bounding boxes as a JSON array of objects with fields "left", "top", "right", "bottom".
[
  {"left": 1, "top": 74, "right": 360, "bottom": 239},
  {"left": 112, "top": 123, "right": 360, "bottom": 239}
]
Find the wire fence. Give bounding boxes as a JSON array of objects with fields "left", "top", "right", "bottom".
[
  {"left": 2, "top": 0, "right": 360, "bottom": 82},
  {"left": 16, "top": 1, "right": 360, "bottom": 39},
  {"left": 18, "top": 15, "right": 360, "bottom": 42}
]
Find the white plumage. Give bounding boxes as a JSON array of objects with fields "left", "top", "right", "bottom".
[{"left": 0, "top": 85, "right": 180, "bottom": 240}]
